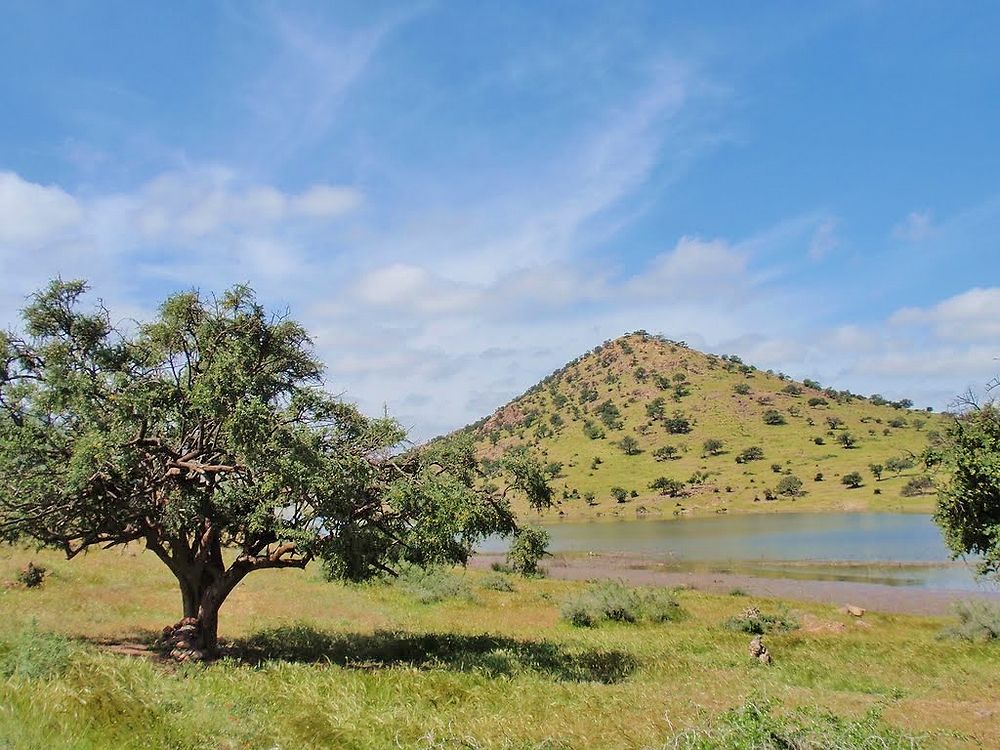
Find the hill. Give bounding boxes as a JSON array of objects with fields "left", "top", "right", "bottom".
[{"left": 460, "top": 331, "right": 946, "bottom": 519}]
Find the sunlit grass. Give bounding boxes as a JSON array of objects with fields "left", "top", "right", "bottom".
[{"left": 1, "top": 545, "right": 997, "bottom": 748}]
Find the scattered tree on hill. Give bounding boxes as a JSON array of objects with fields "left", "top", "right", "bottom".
[
  {"left": 826, "top": 416, "right": 844, "bottom": 430},
  {"left": 650, "top": 477, "right": 685, "bottom": 497},
  {"left": 664, "top": 411, "right": 692, "bottom": 434},
  {"left": 653, "top": 445, "right": 680, "bottom": 461},
  {"left": 836, "top": 432, "right": 858, "bottom": 449},
  {"left": 869, "top": 463, "right": 884, "bottom": 481},
  {"left": 885, "top": 455, "right": 915, "bottom": 475},
  {"left": 618, "top": 435, "right": 641, "bottom": 455},
  {"left": 935, "top": 400, "right": 1000, "bottom": 577},
  {"left": 583, "top": 420, "right": 605, "bottom": 440},
  {"left": 807, "top": 397, "right": 828, "bottom": 407},
  {"left": 595, "top": 400, "right": 623, "bottom": 430},
  {"left": 736, "top": 446, "right": 765, "bottom": 463},
  {"left": 0, "top": 281, "right": 552, "bottom": 656},
  {"left": 702, "top": 438, "right": 724, "bottom": 456},
  {"left": 762, "top": 409, "right": 787, "bottom": 425},
  {"left": 610, "top": 486, "right": 629, "bottom": 503},
  {"left": 733, "top": 383, "right": 751, "bottom": 396},
  {"left": 776, "top": 475, "right": 803, "bottom": 497},
  {"left": 900, "top": 475, "right": 935, "bottom": 497},
  {"left": 782, "top": 383, "right": 803, "bottom": 396},
  {"left": 645, "top": 397, "right": 667, "bottom": 421},
  {"left": 841, "top": 472, "right": 864, "bottom": 488}
]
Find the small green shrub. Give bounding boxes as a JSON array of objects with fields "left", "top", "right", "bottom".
[
  {"left": 395, "top": 565, "right": 472, "bottom": 604},
  {"left": 940, "top": 601, "right": 1000, "bottom": 642},
  {"left": 479, "top": 572, "right": 516, "bottom": 592},
  {"left": 724, "top": 607, "right": 799, "bottom": 635},
  {"left": 561, "top": 582, "right": 685, "bottom": 627},
  {"left": 17, "top": 562, "right": 46, "bottom": 588},
  {"left": 0, "top": 623, "right": 73, "bottom": 679}
]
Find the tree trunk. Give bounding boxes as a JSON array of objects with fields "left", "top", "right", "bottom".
[{"left": 195, "top": 584, "right": 224, "bottom": 653}]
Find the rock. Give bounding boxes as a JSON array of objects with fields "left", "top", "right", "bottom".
[
  {"left": 844, "top": 605, "right": 865, "bottom": 617},
  {"left": 174, "top": 639, "right": 190, "bottom": 650},
  {"left": 749, "top": 635, "right": 771, "bottom": 665},
  {"left": 187, "top": 649, "right": 207, "bottom": 662}
]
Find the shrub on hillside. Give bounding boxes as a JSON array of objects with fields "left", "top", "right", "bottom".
[
  {"left": 841, "top": 472, "right": 864, "bottom": 488},
  {"left": 940, "top": 601, "right": 1000, "bottom": 642},
  {"left": 724, "top": 607, "right": 799, "bottom": 635},
  {"left": 776, "top": 475, "right": 803, "bottom": 497},
  {"left": 735, "top": 446, "right": 764, "bottom": 463},
  {"left": 651, "top": 477, "right": 685, "bottom": 496},
  {"left": 653, "top": 445, "right": 679, "bottom": 461},
  {"left": 17, "top": 562, "right": 46, "bottom": 588},
  {"left": 561, "top": 581, "right": 685, "bottom": 627},
  {"left": 900, "top": 475, "right": 935, "bottom": 497},
  {"left": 479, "top": 572, "right": 516, "bottom": 592},
  {"left": 762, "top": 409, "right": 787, "bottom": 425},
  {"left": 732, "top": 383, "right": 751, "bottom": 395},
  {"left": 395, "top": 565, "right": 472, "bottom": 604}
]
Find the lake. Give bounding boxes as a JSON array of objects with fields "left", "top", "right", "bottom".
[{"left": 480, "top": 513, "right": 997, "bottom": 591}]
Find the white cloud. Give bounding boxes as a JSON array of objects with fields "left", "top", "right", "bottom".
[
  {"left": 891, "top": 287, "right": 1000, "bottom": 341},
  {"left": 892, "top": 210, "right": 933, "bottom": 242},
  {"left": 291, "top": 185, "right": 363, "bottom": 218},
  {"left": 0, "top": 172, "right": 83, "bottom": 245}
]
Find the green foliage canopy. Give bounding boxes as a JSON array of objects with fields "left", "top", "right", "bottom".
[
  {"left": 0, "top": 281, "right": 552, "bottom": 650},
  {"left": 935, "top": 404, "right": 1000, "bottom": 577}
]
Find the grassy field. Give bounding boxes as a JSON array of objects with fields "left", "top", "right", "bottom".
[
  {"left": 465, "top": 333, "right": 946, "bottom": 520},
  {"left": 2, "top": 545, "right": 997, "bottom": 749}
]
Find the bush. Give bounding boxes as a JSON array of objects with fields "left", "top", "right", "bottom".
[
  {"left": 611, "top": 486, "right": 629, "bottom": 504},
  {"left": 735, "top": 446, "right": 764, "bottom": 463},
  {"left": 807, "top": 396, "right": 828, "bottom": 407},
  {"left": 664, "top": 411, "right": 692, "bottom": 434},
  {"left": 941, "top": 601, "right": 1000, "bottom": 642},
  {"left": 561, "top": 582, "right": 685, "bottom": 627},
  {"left": 724, "top": 607, "right": 799, "bottom": 635},
  {"left": 841, "top": 472, "right": 863, "bottom": 488},
  {"left": 837, "top": 431, "right": 858, "bottom": 448},
  {"left": 0, "top": 623, "right": 73, "bottom": 679},
  {"left": 618, "top": 435, "right": 641, "bottom": 455},
  {"left": 507, "top": 527, "right": 550, "bottom": 576},
  {"left": 650, "top": 476, "right": 685, "bottom": 496},
  {"left": 813, "top": 436, "right": 825, "bottom": 445},
  {"left": 395, "top": 565, "right": 471, "bottom": 604},
  {"left": 901, "top": 475, "right": 935, "bottom": 497},
  {"left": 653, "top": 445, "right": 679, "bottom": 461},
  {"left": 17, "top": 562, "right": 46, "bottom": 588},
  {"left": 814, "top": 472, "right": 823, "bottom": 482},
  {"left": 776, "top": 475, "right": 803, "bottom": 497},
  {"left": 732, "top": 383, "right": 751, "bottom": 395},
  {"left": 762, "top": 409, "right": 787, "bottom": 425},
  {"left": 702, "top": 438, "right": 724, "bottom": 456},
  {"left": 479, "top": 572, "right": 516, "bottom": 592}
]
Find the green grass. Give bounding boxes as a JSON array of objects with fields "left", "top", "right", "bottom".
[
  {"left": 467, "top": 333, "right": 945, "bottom": 519},
  {"left": 1, "top": 545, "right": 998, "bottom": 748}
]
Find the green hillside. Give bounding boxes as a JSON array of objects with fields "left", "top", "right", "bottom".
[{"left": 461, "top": 331, "right": 946, "bottom": 520}]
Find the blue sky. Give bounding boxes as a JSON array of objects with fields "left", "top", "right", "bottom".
[{"left": 1, "top": 1, "right": 998, "bottom": 438}]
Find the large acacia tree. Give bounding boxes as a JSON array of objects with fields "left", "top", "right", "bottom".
[{"left": 0, "top": 281, "right": 551, "bottom": 653}]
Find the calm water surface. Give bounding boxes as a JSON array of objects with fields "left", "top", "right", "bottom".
[{"left": 481, "top": 513, "right": 996, "bottom": 591}]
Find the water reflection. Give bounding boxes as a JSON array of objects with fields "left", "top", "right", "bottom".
[{"left": 479, "top": 513, "right": 996, "bottom": 591}]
